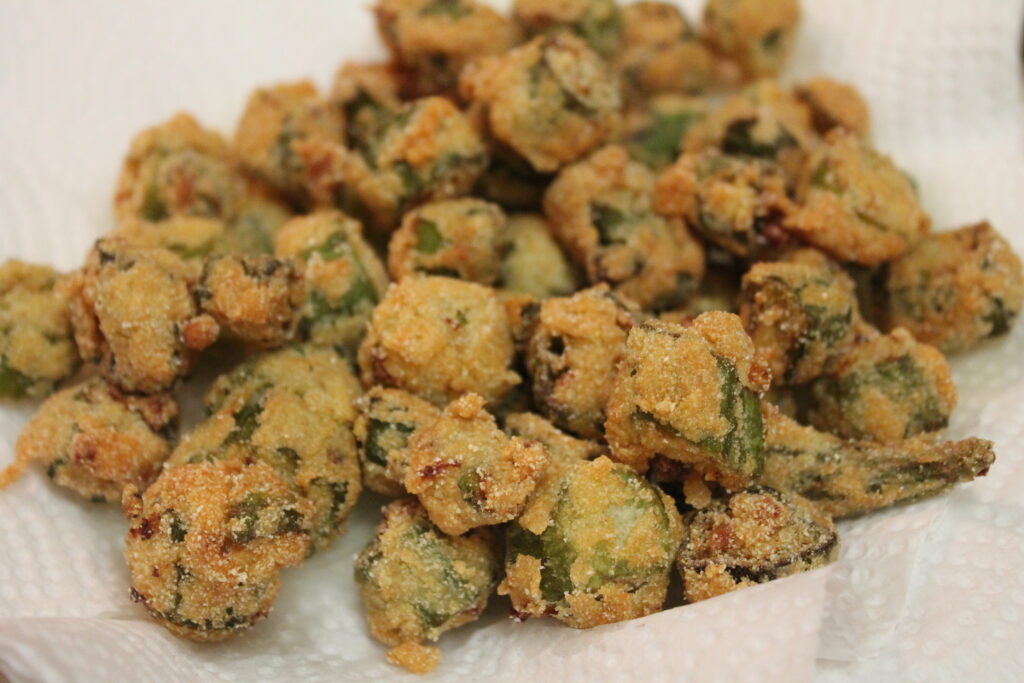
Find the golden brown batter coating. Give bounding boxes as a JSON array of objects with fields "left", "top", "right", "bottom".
[
  {"left": 274, "top": 210, "right": 388, "bottom": 351},
  {"left": 523, "top": 284, "right": 634, "bottom": 438},
  {"left": 460, "top": 34, "right": 621, "bottom": 173},
  {"left": 794, "top": 77, "right": 871, "bottom": 137},
  {"left": 622, "top": 94, "right": 709, "bottom": 171},
  {"left": 703, "top": 0, "right": 800, "bottom": 79},
  {"left": 354, "top": 497, "right": 499, "bottom": 673},
  {"left": 0, "top": 260, "right": 77, "bottom": 399},
  {"left": 2, "top": 378, "right": 176, "bottom": 502},
  {"left": 387, "top": 198, "right": 507, "bottom": 284},
  {"left": 614, "top": 2, "right": 713, "bottom": 99},
  {"left": 59, "top": 239, "right": 217, "bottom": 394},
  {"left": 501, "top": 455, "right": 682, "bottom": 628},
  {"left": 354, "top": 387, "right": 441, "bottom": 496},
  {"left": 788, "top": 129, "right": 930, "bottom": 266},
  {"left": 499, "top": 214, "right": 579, "bottom": 298},
  {"left": 358, "top": 276, "right": 520, "bottom": 407},
  {"left": 885, "top": 221, "right": 1024, "bottom": 353},
  {"left": 605, "top": 314, "right": 770, "bottom": 489},
  {"left": 544, "top": 145, "right": 705, "bottom": 309},
  {"left": 124, "top": 457, "right": 312, "bottom": 641},
  {"left": 404, "top": 393, "right": 549, "bottom": 535},
  {"left": 677, "top": 486, "right": 837, "bottom": 603},
  {"left": 513, "top": 0, "right": 623, "bottom": 58},
  {"left": 330, "top": 60, "right": 406, "bottom": 147}
]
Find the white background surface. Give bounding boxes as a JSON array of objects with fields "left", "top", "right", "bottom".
[{"left": 1, "top": 1, "right": 1023, "bottom": 681}]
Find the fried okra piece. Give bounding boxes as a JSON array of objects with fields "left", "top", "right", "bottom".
[
  {"left": 354, "top": 387, "right": 441, "bottom": 496},
  {"left": 274, "top": 211, "right": 389, "bottom": 351},
  {"left": 885, "top": 221, "right": 1024, "bottom": 354},
  {"left": 614, "top": 2, "right": 713, "bottom": 99},
  {"left": 761, "top": 409, "right": 995, "bottom": 519},
  {"left": 654, "top": 150, "right": 796, "bottom": 259},
  {"left": 233, "top": 81, "right": 344, "bottom": 203},
  {"left": 355, "top": 498, "right": 500, "bottom": 674},
  {"left": 114, "top": 113, "right": 245, "bottom": 226},
  {"left": 124, "top": 457, "right": 312, "bottom": 642},
  {"left": 739, "top": 252, "right": 859, "bottom": 385},
  {"left": 1, "top": 378, "right": 176, "bottom": 502},
  {"left": 197, "top": 254, "right": 301, "bottom": 348},
  {"left": 703, "top": 0, "right": 800, "bottom": 79},
  {"left": 623, "top": 95, "right": 709, "bottom": 171},
  {"left": 460, "top": 34, "right": 621, "bottom": 173},
  {"left": 789, "top": 129, "right": 930, "bottom": 266},
  {"left": 404, "top": 393, "right": 548, "bottom": 535},
  {"left": 387, "top": 198, "right": 507, "bottom": 284},
  {"left": 499, "top": 214, "right": 579, "bottom": 297},
  {"left": 358, "top": 276, "right": 520, "bottom": 407},
  {"left": 374, "top": 0, "right": 522, "bottom": 97},
  {"left": 524, "top": 285, "right": 634, "bottom": 438},
  {"left": 677, "top": 486, "right": 837, "bottom": 603},
  {"left": 808, "top": 328, "right": 957, "bottom": 443},
  {"left": 331, "top": 61, "right": 406, "bottom": 145},
  {"left": 544, "top": 145, "right": 706, "bottom": 310},
  {"left": 513, "top": 0, "right": 623, "bottom": 58},
  {"left": 501, "top": 455, "right": 682, "bottom": 628},
  {"left": 606, "top": 314, "right": 770, "bottom": 489},
  {"left": 177, "top": 345, "right": 364, "bottom": 551},
  {"left": 794, "top": 77, "right": 871, "bottom": 137},
  {"left": 60, "top": 239, "right": 217, "bottom": 394},
  {"left": 0, "top": 261, "right": 77, "bottom": 399}
]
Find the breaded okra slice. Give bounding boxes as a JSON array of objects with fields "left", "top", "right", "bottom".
[
  {"left": 60, "top": 239, "right": 218, "bottom": 394},
  {"left": 196, "top": 254, "right": 302, "bottom": 349},
  {"left": 653, "top": 150, "right": 796, "bottom": 259},
  {"left": 501, "top": 455, "right": 683, "bottom": 628},
  {"left": 885, "top": 221, "right": 1024, "bottom": 354},
  {"left": 544, "top": 145, "right": 705, "bottom": 310},
  {"left": 789, "top": 129, "right": 930, "bottom": 266},
  {"left": 176, "top": 345, "right": 364, "bottom": 551},
  {"left": 703, "top": 0, "right": 800, "bottom": 79},
  {"left": 233, "top": 81, "right": 344, "bottom": 204},
  {"left": 124, "top": 457, "right": 312, "bottom": 642},
  {"left": 358, "top": 276, "right": 520, "bottom": 407},
  {"left": 374, "top": 0, "right": 521, "bottom": 97},
  {"left": 809, "top": 327, "right": 957, "bottom": 443},
  {"left": 761, "top": 408, "right": 995, "bottom": 519},
  {"left": 274, "top": 210, "right": 388, "bottom": 352},
  {"left": 330, "top": 61, "right": 406, "bottom": 145},
  {"left": 614, "top": 2, "right": 713, "bottom": 99},
  {"left": 387, "top": 198, "right": 508, "bottom": 284},
  {"left": 622, "top": 94, "right": 709, "bottom": 171},
  {"left": 405, "top": 393, "right": 549, "bottom": 535},
  {"left": 739, "top": 250, "right": 859, "bottom": 385},
  {"left": 355, "top": 498, "right": 500, "bottom": 675},
  {"left": 459, "top": 34, "right": 621, "bottom": 173},
  {"left": 605, "top": 313, "right": 770, "bottom": 489},
  {"left": 0, "top": 260, "right": 77, "bottom": 399},
  {"left": 114, "top": 113, "right": 245, "bottom": 226},
  {"left": 354, "top": 387, "right": 441, "bottom": 496},
  {"left": 794, "top": 77, "right": 871, "bottom": 137},
  {"left": 677, "top": 486, "right": 837, "bottom": 603},
  {"left": 2, "top": 378, "right": 177, "bottom": 502},
  {"left": 513, "top": 0, "right": 623, "bottom": 58},
  {"left": 499, "top": 214, "right": 579, "bottom": 298},
  {"left": 524, "top": 285, "right": 635, "bottom": 438}
]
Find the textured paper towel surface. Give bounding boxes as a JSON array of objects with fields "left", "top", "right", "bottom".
[{"left": 1, "top": 1, "right": 1023, "bottom": 681}]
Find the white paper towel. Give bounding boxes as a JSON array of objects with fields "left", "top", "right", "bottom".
[{"left": 0, "top": 1, "right": 1022, "bottom": 681}]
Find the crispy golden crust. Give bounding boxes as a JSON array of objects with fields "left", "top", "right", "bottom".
[
  {"left": 4, "top": 378, "right": 176, "bottom": 502},
  {"left": 544, "top": 145, "right": 705, "bottom": 309},
  {"left": 460, "top": 34, "right": 621, "bottom": 173},
  {"left": 358, "top": 276, "right": 520, "bottom": 407},
  {"left": 524, "top": 284, "right": 634, "bottom": 438},
  {"left": 788, "top": 129, "right": 930, "bottom": 265},
  {"left": 0, "top": 260, "right": 77, "bottom": 399},
  {"left": 885, "top": 221, "right": 1024, "bottom": 353},
  {"left": 794, "top": 77, "right": 871, "bottom": 137},
  {"left": 605, "top": 314, "right": 769, "bottom": 489},
  {"left": 124, "top": 457, "right": 312, "bottom": 642},
  {"left": 703, "top": 0, "right": 800, "bottom": 78},
  {"left": 809, "top": 327, "right": 957, "bottom": 443},
  {"left": 354, "top": 387, "right": 442, "bottom": 496},
  {"left": 404, "top": 393, "right": 549, "bottom": 535},
  {"left": 499, "top": 213, "right": 579, "bottom": 297},
  {"left": 388, "top": 198, "right": 507, "bottom": 284},
  {"left": 513, "top": 0, "right": 623, "bottom": 58},
  {"left": 614, "top": 2, "right": 712, "bottom": 98}
]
